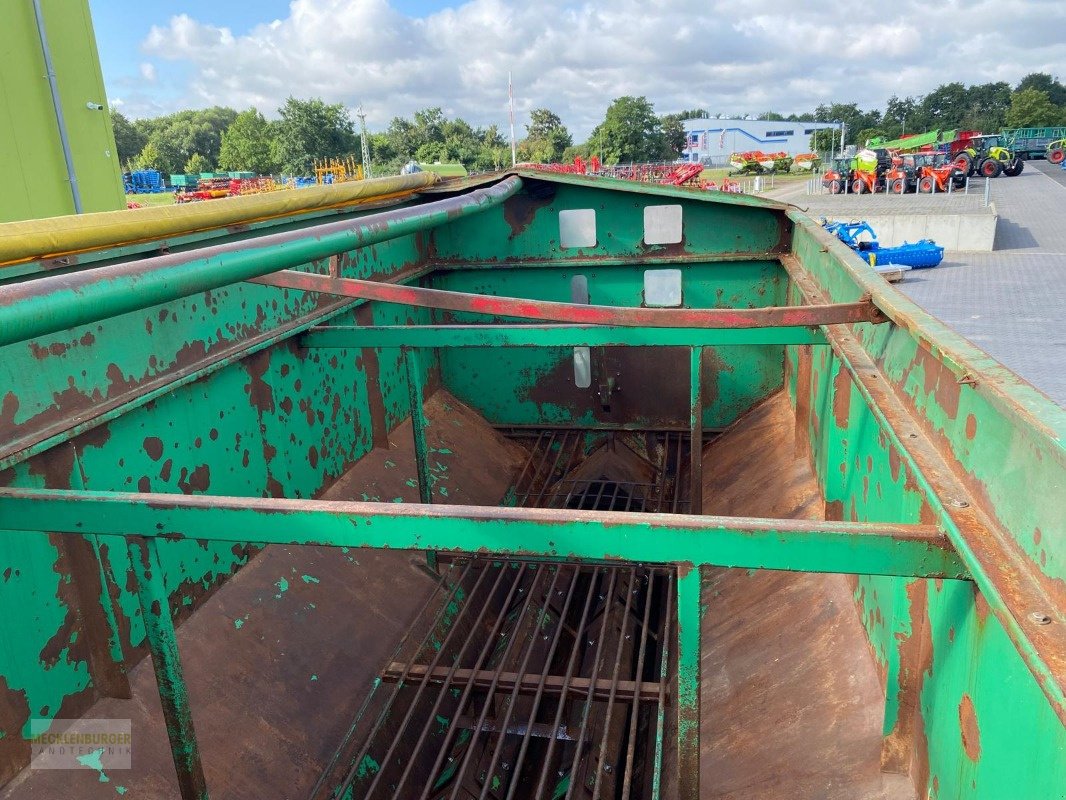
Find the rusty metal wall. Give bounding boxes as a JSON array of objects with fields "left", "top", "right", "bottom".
[
  {"left": 0, "top": 232, "right": 433, "bottom": 784},
  {"left": 785, "top": 218, "right": 1066, "bottom": 797}
]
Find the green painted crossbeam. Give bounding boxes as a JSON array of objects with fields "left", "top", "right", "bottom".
[
  {"left": 302, "top": 324, "right": 828, "bottom": 349},
  {"left": 0, "top": 488, "right": 966, "bottom": 578}
]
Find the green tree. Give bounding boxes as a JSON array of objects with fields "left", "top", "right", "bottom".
[
  {"left": 589, "top": 96, "right": 665, "bottom": 164},
  {"left": 855, "top": 128, "right": 886, "bottom": 148},
  {"left": 920, "top": 82, "right": 970, "bottom": 128},
  {"left": 1016, "top": 73, "right": 1066, "bottom": 107},
  {"left": 961, "top": 82, "right": 1012, "bottom": 132},
  {"left": 657, "top": 113, "right": 687, "bottom": 159},
  {"left": 1006, "top": 88, "right": 1063, "bottom": 128},
  {"left": 517, "top": 108, "right": 572, "bottom": 163},
  {"left": 184, "top": 153, "right": 211, "bottom": 175},
  {"left": 218, "top": 109, "right": 278, "bottom": 174},
  {"left": 811, "top": 102, "right": 882, "bottom": 149},
  {"left": 110, "top": 109, "right": 147, "bottom": 167},
  {"left": 273, "top": 97, "right": 357, "bottom": 174},
  {"left": 137, "top": 107, "right": 237, "bottom": 174},
  {"left": 132, "top": 141, "right": 163, "bottom": 171},
  {"left": 883, "top": 95, "right": 922, "bottom": 138}
]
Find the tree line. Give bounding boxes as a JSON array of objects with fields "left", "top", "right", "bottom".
[{"left": 113, "top": 72, "right": 1066, "bottom": 177}]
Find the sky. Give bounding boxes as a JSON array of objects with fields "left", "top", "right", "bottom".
[{"left": 91, "top": 0, "right": 1066, "bottom": 139}]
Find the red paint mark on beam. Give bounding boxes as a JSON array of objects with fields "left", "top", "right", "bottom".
[{"left": 249, "top": 272, "right": 886, "bottom": 330}]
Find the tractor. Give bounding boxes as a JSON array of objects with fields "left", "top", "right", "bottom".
[
  {"left": 950, "top": 132, "right": 1023, "bottom": 177},
  {"left": 884, "top": 154, "right": 918, "bottom": 193},
  {"left": 821, "top": 156, "right": 855, "bottom": 194},
  {"left": 913, "top": 153, "right": 966, "bottom": 193},
  {"left": 848, "top": 148, "right": 891, "bottom": 194},
  {"left": 1048, "top": 139, "right": 1066, "bottom": 165}
]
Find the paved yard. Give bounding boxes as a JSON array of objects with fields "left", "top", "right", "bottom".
[{"left": 898, "top": 161, "right": 1066, "bottom": 405}]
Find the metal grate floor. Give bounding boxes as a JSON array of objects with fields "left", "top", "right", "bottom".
[
  {"left": 324, "top": 558, "right": 675, "bottom": 800},
  {"left": 507, "top": 429, "right": 692, "bottom": 513}
]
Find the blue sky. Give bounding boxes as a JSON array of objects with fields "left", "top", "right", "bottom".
[{"left": 88, "top": 0, "right": 1066, "bottom": 138}]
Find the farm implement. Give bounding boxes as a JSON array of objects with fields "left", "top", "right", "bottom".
[
  {"left": 729, "top": 150, "right": 792, "bottom": 174},
  {"left": 823, "top": 219, "right": 945, "bottom": 269}
]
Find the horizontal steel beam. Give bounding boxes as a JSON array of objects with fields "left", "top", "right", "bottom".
[
  {"left": 0, "top": 488, "right": 967, "bottom": 578},
  {"left": 250, "top": 270, "right": 886, "bottom": 329},
  {"left": 0, "top": 177, "right": 522, "bottom": 348},
  {"left": 301, "top": 324, "right": 829, "bottom": 348}
]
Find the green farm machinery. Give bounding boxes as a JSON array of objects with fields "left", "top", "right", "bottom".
[{"left": 0, "top": 171, "right": 1063, "bottom": 800}]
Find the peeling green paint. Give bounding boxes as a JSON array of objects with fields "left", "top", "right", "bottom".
[{"left": 75, "top": 747, "right": 109, "bottom": 783}]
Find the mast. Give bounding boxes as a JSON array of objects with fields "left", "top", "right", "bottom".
[
  {"left": 357, "top": 106, "right": 372, "bottom": 180},
  {"left": 509, "top": 72, "right": 517, "bottom": 167}
]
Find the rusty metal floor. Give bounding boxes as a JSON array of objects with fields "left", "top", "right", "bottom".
[
  {"left": 316, "top": 559, "right": 674, "bottom": 800},
  {"left": 0, "top": 390, "right": 524, "bottom": 800},
  {"left": 0, "top": 392, "right": 914, "bottom": 799},
  {"left": 699, "top": 394, "right": 915, "bottom": 800}
]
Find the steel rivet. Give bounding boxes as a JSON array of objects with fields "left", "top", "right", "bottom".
[
  {"left": 949, "top": 499, "right": 969, "bottom": 509},
  {"left": 1030, "top": 611, "right": 1053, "bottom": 626}
]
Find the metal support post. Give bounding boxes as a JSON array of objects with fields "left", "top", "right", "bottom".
[
  {"left": 676, "top": 565, "right": 702, "bottom": 799},
  {"left": 689, "top": 347, "right": 704, "bottom": 515},
  {"left": 128, "top": 536, "right": 208, "bottom": 800},
  {"left": 404, "top": 347, "right": 436, "bottom": 570}
]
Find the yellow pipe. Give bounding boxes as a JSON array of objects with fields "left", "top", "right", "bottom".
[{"left": 0, "top": 172, "right": 439, "bottom": 267}]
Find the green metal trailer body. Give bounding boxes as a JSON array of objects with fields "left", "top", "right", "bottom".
[
  {"left": 1000, "top": 127, "right": 1066, "bottom": 159},
  {"left": 0, "top": 171, "right": 1063, "bottom": 799}
]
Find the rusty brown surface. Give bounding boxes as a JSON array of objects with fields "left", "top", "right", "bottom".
[
  {"left": 958, "top": 693, "right": 981, "bottom": 762},
  {"left": 250, "top": 269, "right": 886, "bottom": 328},
  {"left": 519, "top": 344, "right": 727, "bottom": 429},
  {"left": 324, "top": 389, "right": 526, "bottom": 505},
  {"left": 880, "top": 580, "right": 933, "bottom": 788},
  {"left": 698, "top": 392, "right": 915, "bottom": 800},
  {"left": 0, "top": 388, "right": 523, "bottom": 800},
  {"left": 783, "top": 255, "right": 1066, "bottom": 729}
]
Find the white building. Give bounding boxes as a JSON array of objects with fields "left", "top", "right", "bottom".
[{"left": 681, "top": 118, "right": 842, "bottom": 166}]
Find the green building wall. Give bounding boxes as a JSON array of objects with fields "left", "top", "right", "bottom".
[{"left": 0, "top": 0, "right": 125, "bottom": 222}]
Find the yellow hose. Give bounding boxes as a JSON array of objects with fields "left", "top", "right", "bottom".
[{"left": 0, "top": 173, "right": 439, "bottom": 267}]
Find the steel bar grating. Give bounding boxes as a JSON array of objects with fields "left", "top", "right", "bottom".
[
  {"left": 329, "top": 558, "right": 676, "bottom": 800},
  {"left": 507, "top": 429, "right": 693, "bottom": 514}
]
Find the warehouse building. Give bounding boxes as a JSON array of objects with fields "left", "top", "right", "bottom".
[{"left": 681, "top": 118, "right": 842, "bottom": 166}]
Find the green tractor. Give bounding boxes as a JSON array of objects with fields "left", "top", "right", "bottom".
[
  {"left": 1048, "top": 138, "right": 1066, "bottom": 165},
  {"left": 950, "top": 132, "right": 1023, "bottom": 178}
]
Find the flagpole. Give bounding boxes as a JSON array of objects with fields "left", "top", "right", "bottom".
[{"left": 508, "top": 71, "right": 517, "bottom": 166}]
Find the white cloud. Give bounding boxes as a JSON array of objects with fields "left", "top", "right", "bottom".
[
  {"left": 129, "top": 0, "right": 1066, "bottom": 137},
  {"left": 139, "top": 62, "right": 157, "bottom": 82}
]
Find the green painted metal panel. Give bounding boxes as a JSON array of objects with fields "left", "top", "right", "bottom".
[
  {"left": 785, "top": 211, "right": 1066, "bottom": 798},
  {"left": 0, "top": 228, "right": 431, "bottom": 758},
  {"left": 0, "top": 0, "right": 124, "bottom": 221},
  {"left": 0, "top": 489, "right": 965, "bottom": 578},
  {"left": 433, "top": 262, "right": 787, "bottom": 428}
]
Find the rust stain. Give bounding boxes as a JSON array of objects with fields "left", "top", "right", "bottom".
[
  {"left": 972, "top": 584, "right": 990, "bottom": 625},
  {"left": 143, "top": 436, "right": 164, "bottom": 462},
  {"left": 243, "top": 349, "right": 276, "bottom": 415},
  {"left": 831, "top": 366, "right": 851, "bottom": 429},
  {"left": 177, "top": 464, "right": 211, "bottom": 494},
  {"left": 964, "top": 414, "right": 977, "bottom": 440},
  {"left": 0, "top": 679, "right": 31, "bottom": 786},
  {"left": 913, "top": 344, "right": 961, "bottom": 421},
  {"left": 958, "top": 694, "right": 981, "bottom": 761}
]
